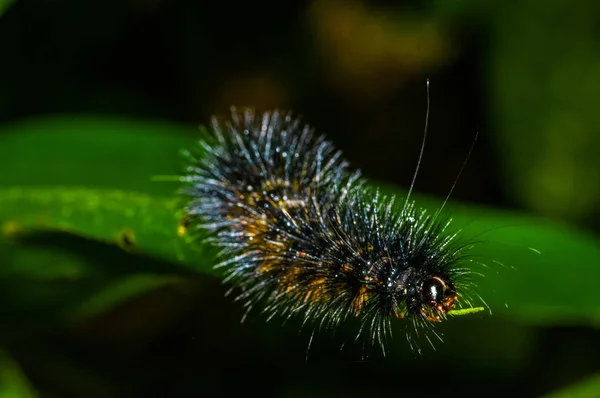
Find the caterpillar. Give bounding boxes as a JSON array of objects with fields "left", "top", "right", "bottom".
[{"left": 179, "top": 106, "right": 484, "bottom": 354}]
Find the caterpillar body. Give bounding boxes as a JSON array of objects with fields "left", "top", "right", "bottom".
[{"left": 180, "top": 107, "right": 482, "bottom": 352}]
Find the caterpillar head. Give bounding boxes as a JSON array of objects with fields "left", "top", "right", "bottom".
[{"left": 401, "top": 273, "right": 457, "bottom": 321}]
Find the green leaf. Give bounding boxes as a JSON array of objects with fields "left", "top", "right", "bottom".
[
  {"left": 0, "top": 186, "right": 217, "bottom": 329},
  {"left": 0, "top": 238, "right": 93, "bottom": 281},
  {"left": 542, "top": 373, "right": 600, "bottom": 398},
  {"left": 6, "top": 344, "right": 117, "bottom": 398},
  {"left": 66, "top": 273, "right": 185, "bottom": 321},
  {"left": 0, "top": 349, "right": 38, "bottom": 398},
  {"left": 0, "top": 186, "right": 218, "bottom": 275},
  {"left": 0, "top": 195, "right": 208, "bottom": 339},
  {"left": 0, "top": 115, "right": 197, "bottom": 196},
  {"left": 0, "top": 0, "right": 15, "bottom": 18},
  {"left": 0, "top": 239, "right": 200, "bottom": 338},
  {"left": 447, "top": 199, "right": 600, "bottom": 327}
]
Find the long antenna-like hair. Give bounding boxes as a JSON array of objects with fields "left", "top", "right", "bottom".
[
  {"left": 433, "top": 131, "right": 479, "bottom": 220},
  {"left": 403, "top": 79, "right": 430, "bottom": 213}
]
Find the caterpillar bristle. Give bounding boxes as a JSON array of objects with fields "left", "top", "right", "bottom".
[{"left": 179, "top": 106, "right": 484, "bottom": 353}]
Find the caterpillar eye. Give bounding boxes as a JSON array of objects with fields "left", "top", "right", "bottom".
[{"left": 420, "top": 275, "right": 456, "bottom": 313}]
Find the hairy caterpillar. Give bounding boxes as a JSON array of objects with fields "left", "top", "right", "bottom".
[{"left": 179, "top": 104, "right": 484, "bottom": 353}]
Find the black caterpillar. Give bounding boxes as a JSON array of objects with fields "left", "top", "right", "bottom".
[{"left": 179, "top": 107, "right": 483, "bottom": 353}]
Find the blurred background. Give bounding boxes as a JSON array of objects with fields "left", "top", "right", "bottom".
[{"left": 0, "top": 0, "right": 600, "bottom": 397}]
